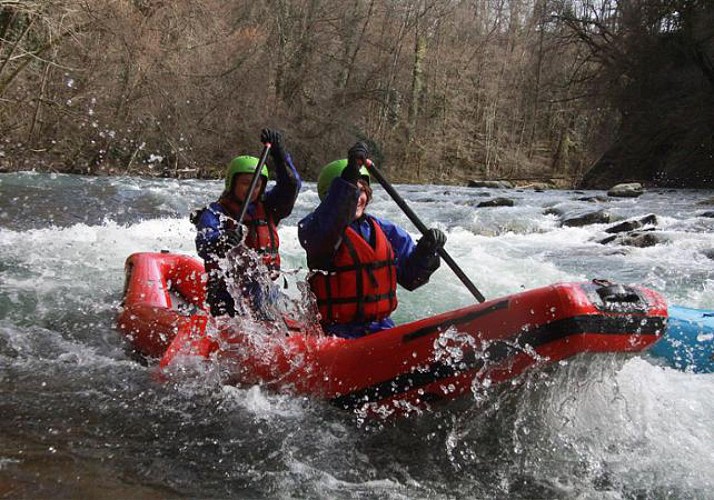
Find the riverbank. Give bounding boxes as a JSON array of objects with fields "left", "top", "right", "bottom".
[{"left": 0, "top": 160, "right": 581, "bottom": 189}]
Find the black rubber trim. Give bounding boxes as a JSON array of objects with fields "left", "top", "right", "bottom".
[{"left": 402, "top": 299, "right": 509, "bottom": 343}]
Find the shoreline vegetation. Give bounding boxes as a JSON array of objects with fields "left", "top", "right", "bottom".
[
  {"left": 1, "top": 2, "right": 712, "bottom": 189},
  {"left": 0, "top": 161, "right": 577, "bottom": 190}
]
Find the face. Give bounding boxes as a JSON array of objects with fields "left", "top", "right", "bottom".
[
  {"left": 354, "top": 181, "right": 369, "bottom": 220},
  {"left": 232, "top": 173, "right": 264, "bottom": 203}
]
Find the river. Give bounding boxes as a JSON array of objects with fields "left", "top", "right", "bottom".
[{"left": 1, "top": 172, "right": 713, "bottom": 498}]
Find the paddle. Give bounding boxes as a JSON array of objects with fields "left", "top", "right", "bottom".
[
  {"left": 364, "top": 159, "right": 486, "bottom": 303},
  {"left": 236, "top": 142, "right": 272, "bottom": 227}
]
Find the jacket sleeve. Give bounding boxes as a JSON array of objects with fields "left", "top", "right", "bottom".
[
  {"left": 373, "top": 216, "right": 440, "bottom": 291},
  {"left": 194, "top": 206, "right": 226, "bottom": 263},
  {"left": 298, "top": 178, "right": 359, "bottom": 269},
  {"left": 263, "top": 152, "right": 302, "bottom": 222}
]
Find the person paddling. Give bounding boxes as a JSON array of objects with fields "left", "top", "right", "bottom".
[
  {"left": 192, "top": 128, "right": 301, "bottom": 317},
  {"left": 298, "top": 141, "right": 446, "bottom": 339}
]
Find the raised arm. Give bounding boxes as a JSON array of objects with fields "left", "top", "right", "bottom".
[
  {"left": 298, "top": 178, "right": 359, "bottom": 269},
  {"left": 261, "top": 128, "right": 302, "bottom": 222}
]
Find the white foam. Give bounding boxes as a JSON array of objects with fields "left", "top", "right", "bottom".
[{"left": 536, "top": 357, "right": 714, "bottom": 492}]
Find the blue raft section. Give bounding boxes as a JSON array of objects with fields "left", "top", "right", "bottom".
[{"left": 649, "top": 305, "right": 714, "bottom": 373}]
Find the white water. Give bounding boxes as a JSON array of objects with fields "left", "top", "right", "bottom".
[{"left": 1, "top": 172, "right": 713, "bottom": 498}]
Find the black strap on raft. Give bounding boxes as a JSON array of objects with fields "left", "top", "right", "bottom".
[
  {"left": 589, "top": 279, "right": 646, "bottom": 313},
  {"left": 597, "top": 283, "right": 640, "bottom": 303}
]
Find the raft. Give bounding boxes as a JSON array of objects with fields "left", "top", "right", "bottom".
[
  {"left": 648, "top": 305, "right": 714, "bottom": 373},
  {"left": 117, "top": 252, "right": 668, "bottom": 416}
]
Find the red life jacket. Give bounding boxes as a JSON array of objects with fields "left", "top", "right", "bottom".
[
  {"left": 309, "top": 217, "right": 398, "bottom": 325},
  {"left": 219, "top": 199, "right": 281, "bottom": 273},
  {"left": 243, "top": 203, "right": 281, "bottom": 273}
]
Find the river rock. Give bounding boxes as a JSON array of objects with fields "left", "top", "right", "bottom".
[
  {"left": 604, "top": 214, "right": 658, "bottom": 234},
  {"left": 620, "top": 231, "right": 667, "bottom": 248},
  {"left": 700, "top": 211, "right": 714, "bottom": 218},
  {"left": 599, "top": 234, "right": 618, "bottom": 244},
  {"left": 603, "top": 248, "right": 631, "bottom": 256},
  {"left": 599, "top": 229, "right": 668, "bottom": 248},
  {"left": 477, "top": 197, "right": 515, "bottom": 208},
  {"left": 608, "top": 183, "right": 644, "bottom": 198},
  {"left": 0, "top": 335, "right": 18, "bottom": 359},
  {"left": 576, "top": 195, "right": 609, "bottom": 203},
  {"left": 703, "top": 249, "right": 714, "bottom": 260},
  {"left": 697, "top": 198, "right": 714, "bottom": 205},
  {"left": 562, "top": 209, "right": 613, "bottom": 227},
  {"left": 460, "top": 193, "right": 492, "bottom": 205},
  {"left": 467, "top": 180, "right": 514, "bottom": 189},
  {"left": 543, "top": 207, "right": 565, "bottom": 217}
]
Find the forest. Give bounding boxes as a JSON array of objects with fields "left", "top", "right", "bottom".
[{"left": 1, "top": 0, "right": 712, "bottom": 187}]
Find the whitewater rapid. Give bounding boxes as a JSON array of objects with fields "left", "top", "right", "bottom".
[{"left": 1, "top": 172, "right": 712, "bottom": 498}]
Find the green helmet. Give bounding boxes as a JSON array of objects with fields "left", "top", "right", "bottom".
[
  {"left": 317, "top": 159, "right": 370, "bottom": 201},
  {"left": 224, "top": 155, "right": 269, "bottom": 190}
]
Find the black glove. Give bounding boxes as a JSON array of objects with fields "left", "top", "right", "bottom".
[
  {"left": 223, "top": 225, "right": 244, "bottom": 247},
  {"left": 415, "top": 228, "right": 446, "bottom": 255},
  {"left": 261, "top": 128, "right": 285, "bottom": 161},
  {"left": 342, "top": 141, "right": 369, "bottom": 184},
  {"left": 409, "top": 228, "right": 445, "bottom": 274}
]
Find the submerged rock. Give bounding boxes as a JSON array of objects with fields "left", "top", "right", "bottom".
[
  {"left": 543, "top": 207, "right": 565, "bottom": 217},
  {"left": 700, "top": 211, "right": 714, "bottom": 218},
  {"left": 603, "top": 248, "right": 631, "bottom": 256},
  {"left": 477, "top": 197, "right": 515, "bottom": 208},
  {"left": 575, "top": 195, "right": 609, "bottom": 203}
]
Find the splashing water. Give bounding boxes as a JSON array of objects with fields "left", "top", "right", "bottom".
[{"left": 1, "top": 172, "right": 713, "bottom": 498}]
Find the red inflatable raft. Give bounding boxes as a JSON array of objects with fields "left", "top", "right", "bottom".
[{"left": 117, "top": 252, "right": 668, "bottom": 416}]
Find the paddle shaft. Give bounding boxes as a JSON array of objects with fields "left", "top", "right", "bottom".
[
  {"left": 364, "top": 160, "right": 486, "bottom": 303},
  {"left": 237, "top": 143, "right": 271, "bottom": 226}
]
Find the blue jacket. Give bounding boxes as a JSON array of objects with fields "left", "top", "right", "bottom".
[{"left": 298, "top": 177, "right": 440, "bottom": 338}]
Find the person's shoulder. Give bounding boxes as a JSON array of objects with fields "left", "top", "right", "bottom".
[
  {"left": 298, "top": 210, "right": 314, "bottom": 224},
  {"left": 369, "top": 214, "right": 411, "bottom": 239},
  {"left": 368, "top": 214, "right": 395, "bottom": 229},
  {"left": 207, "top": 201, "right": 224, "bottom": 211}
]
